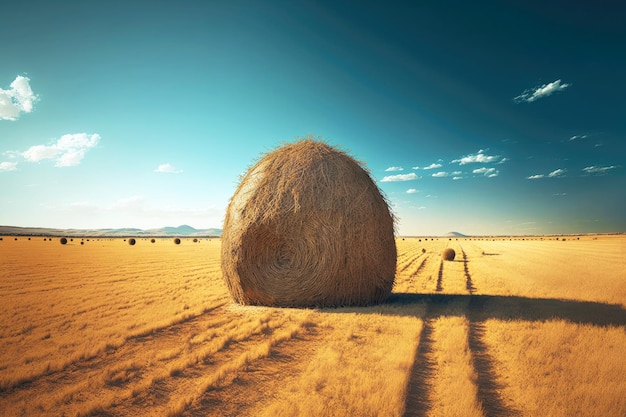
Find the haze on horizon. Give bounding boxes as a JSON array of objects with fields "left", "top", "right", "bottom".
[{"left": 1, "top": 1, "right": 624, "bottom": 236}]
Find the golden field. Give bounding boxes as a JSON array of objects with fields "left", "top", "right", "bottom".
[{"left": 1, "top": 235, "right": 625, "bottom": 416}]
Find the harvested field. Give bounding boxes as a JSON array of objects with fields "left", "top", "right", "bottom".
[{"left": 1, "top": 235, "right": 625, "bottom": 416}]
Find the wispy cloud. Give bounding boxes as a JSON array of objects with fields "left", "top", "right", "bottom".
[
  {"left": 0, "top": 161, "right": 18, "bottom": 172},
  {"left": 569, "top": 134, "right": 588, "bottom": 141},
  {"left": 406, "top": 188, "right": 419, "bottom": 194},
  {"left": 0, "top": 76, "right": 38, "bottom": 121},
  {"left": 422, "top": 163, "right": 443, "bottom": 170},
  {"left": 452, "top": 149, "right": 502, "bottom": 165},
  {"left": 514, "top": 79, "right": 571, "bottom": 103},
  {"left": 22, "top": 133, "right": 101, "bottom": 167},
  {"left": 385, "top": 166, "right": 404, "bottom": 172},
  {"left": 432, "top": 171, "right": 449, "bottom": 178},
  {"left": 527, "top": 168, "right": 567, "bottom": 179},
  {"left": 381, "top": 173, "right": 419, "bottom": 182},
  {"left": 473, "top": 167, "right": 498, "bottom": 177},
  {"left": 582, "top": 165, "right": 617, "bottom": 175},
  {"left": 548, "top": 168, "right": 567, "bottom": 177},
  {"left": 155, "top": 163, "right": 183, "bottom": 174}
]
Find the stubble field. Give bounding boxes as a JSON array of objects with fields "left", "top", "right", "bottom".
[{"left": 1, "top": 235, "right": 625, "bottom": 416}]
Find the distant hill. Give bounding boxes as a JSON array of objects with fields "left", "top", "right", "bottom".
[
  {"left": 0, "top": 225, "right": 222, "bottom": 237},
  {"left": 445, "top": 231, "right": 468, "bottom": 237}
]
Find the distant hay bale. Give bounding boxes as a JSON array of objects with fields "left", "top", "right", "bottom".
[
  {"left": 221, "top": 138, "right": 397, "bottom": 308},
  {"left": 80, "top": 241, "right": 84, "bottom": 245},
  {"left": 151, "top": 238, "right": 156, "bottom": 243},
  {"left": 442, "top": 248, "right": 455, "bottom": 261},
  {"left": 422, "top": 248, "right": 426, "bottom": 254},
  {"left": 128, "top": 238, "right": 136, "bottom": 245},
  {"left": 60, "top": 237, "right": 68, "bottom": 245},
  {"left": 193, "top": 238, "right": 198, "bottom": 243},
  {"left": 174, "top": 238, "right": 181, "bottom": 245}
]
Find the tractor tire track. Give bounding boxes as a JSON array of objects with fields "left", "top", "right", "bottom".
[
  {"left": 467, "top": 297, "right": 520, "bottom": 417},
  {"left": 403, "top": 316, "right": 436, "bottom": 417}
]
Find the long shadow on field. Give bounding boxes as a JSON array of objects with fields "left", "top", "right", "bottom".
[
  {"left": 385, "top": 293, "right": 626, "bottom": 328},
  {"left": 339, "top": 293, "right": 626, "bottom": 417}
]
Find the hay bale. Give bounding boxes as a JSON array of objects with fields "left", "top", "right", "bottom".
[
  {"left": 174, "top": 238, "right": 181, "bottom": 245},
  {"left": 151, "top": 238, "right": 156, "bottom": 243},
  {"left": 221, "top": 138, "right": 396, "bottom": 307},
  {"left": 128, "top": 238, "right": 136, "bottom": 246},
  {"left": 442, "top": 248, "right": 455, "bottom": 261},
  {"left": 60, "top": 237, "right": 68, "bottom": 245}
]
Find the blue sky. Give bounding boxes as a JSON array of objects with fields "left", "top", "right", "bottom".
[{"left": 1, "top": 1, "right": 624, "bottom": 235}]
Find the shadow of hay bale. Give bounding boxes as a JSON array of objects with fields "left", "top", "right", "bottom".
[{"left": 221, "top": 138, "right": 396, "bottom": 308}]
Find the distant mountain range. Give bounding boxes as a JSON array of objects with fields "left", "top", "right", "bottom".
[
  {"left": 445, "top": 231, "right": 468, "bottom": 237},
  {"left": 0, "top": 225, "right": 222, "bottom": 237}
]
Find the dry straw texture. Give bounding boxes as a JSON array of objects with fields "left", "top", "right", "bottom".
[
  {"left": 442, "top": 248, "right": 456, "bottom": 261},
  {"left": 221, "top": 138, "right": 396, "bottom": 307}
]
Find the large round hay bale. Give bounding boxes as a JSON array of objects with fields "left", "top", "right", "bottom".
[
  {"left": 221, "top": 139, "right": 397, "bottom": 307},
  {"left": 174, "top": 238, "right": 181, "bottom": 245},
  {"left": 60, "top": 237, "right": 68, "bottom": 245},
  {"left": 442, "top": 248, "right": 456, "bottom": 261},
  {"left": 128, "top": 238, "right": 136, "bottom": 245}
]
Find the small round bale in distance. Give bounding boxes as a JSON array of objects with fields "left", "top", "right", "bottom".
[
  {"left": 442, "top": 248, "right": 456, "bottom": 261},
  {"left": 128, "top": 238, "right": 136, "bottom": 245},
  {"left": 60, "top": 237, "right": 68, "bottom": 245},
  {"left": 174, "top": 238, "right": 181, "bottom": 245},
  {"left": 221, "top": 138, "right": 397, "bottom": 307}
]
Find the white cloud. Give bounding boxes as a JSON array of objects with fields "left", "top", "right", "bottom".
[
  {"left": 381, "top": 173, "right": 419, "bottom": 182},
  {"left": 527, "top": 174, "right": 544, "bottom": 180},
  {"left": 452, "top": 176, "right": 463, "bottom": 180},
  {"left": 406, "top": 188, "right": 419, "bottom": 194},
  {"left": 514, "top": 79, "right": 571, "bottom": 103},
  {"left": 569, "top": 134, "right": 588, "bottom": 141},
  {"left": 0, "top": 76, "right": 38, "bottom": 121},
  {"left": 385, "top": 166, "right": 404, "bottom": 172},
  {"left": 422, "top": 163, "right": 443, "bottom": 170},
  {"left": 22, "top": 133, "right": 100, "bottom": 167},
  {"left": 0, "top": 161, "right": 18, "bottom": 172},
  {"left": 155, "top": 163, "right": 183, "bottom": 174},
  {"left": 548, "top": 168, "right": 567, "bottom": 177},
  {"left": 432, "top": 171, "right": 449, "bottom": 178},
  {"left": 452, "top": 149, "right": 502, "bottom": 165},
  {"left": 473, "top": 167, "right": 498, "bottom": 177},
  {"left": 582, "top": 165, "right": 617, "bottom": 175}
]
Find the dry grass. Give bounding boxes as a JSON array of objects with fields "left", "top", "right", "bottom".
[{"left": 0, "top": 234, "right": 625, "bottom": 416}]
